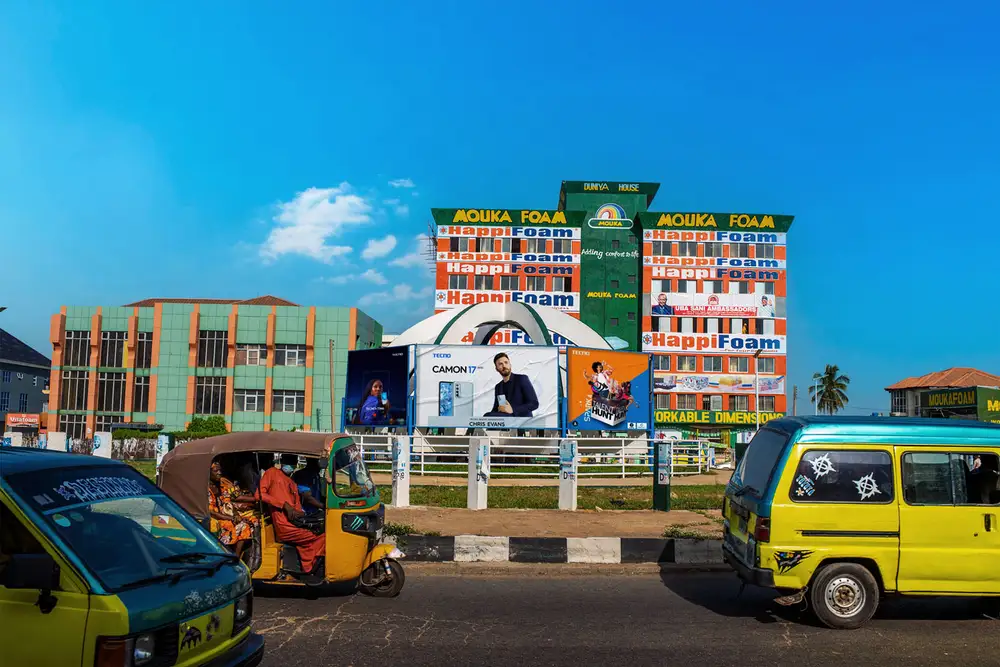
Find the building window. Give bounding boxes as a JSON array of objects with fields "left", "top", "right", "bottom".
[
  {"left": 730, "top": 243, "right": 750, "bottom": 258},
  {"left": 731, "top": 318, "right": 747, "bottom": 334},
  {"left": 703, "top": 356, "right": 723, "bottom": 372},
  {"left": 497, "top": 238, "right": 513, "bottom": 253},
  {"left": 135, "top": 332, "right": 153, "bottom": 369},
  {"left": 731, "top": 395, "right": 750, "bottom": 411},
  {"left": 526, "top": 276, "right": 546, "bottom": 291},
  {"left": 95, "top": 415, "right": 124, "bottom": 433},
  {"left": 611, "top": 279, "right": 619, "bottom": 289},
  {"left": 677, "top": 394, "right": 697, "bottom": 410},
  {"left": 703, "top": 395, "right": 723, "bottom": 411},
  {"left": 448, "top": 274, "right": 467, "bottom": 290},
  {"left": 628, "top": 274, "right": 636, "bottom": 284},
  {"left": 706, "top": 318, "right": 722, "bottom": 334},
  {"left": 763, "top": 282, "right": 775, "bottom": 295},
  {"left": 678, "top": 356, "right": 697, "bottom": 372},
  {"left": 677, "top": 280, "right": 696, "bottom": 294},
  {"left": 97, "top": 372, "right": 127, "bottom": 412},
  {"left": 0, "top": 392, "right": 8, "bottom": 411},
  {"left": 273, "top": 390, "right": 305, "bottom": 413},
  {"left": 197, "top": 330, "right": 228, "bottom": 368},
  {"left": 654, "top": 355, "right": 670, "bottom": 371},
  {"left": 60, "top": 371, "right": 89, "bottom": 410},
  {"left": 792, "top": 450, "right": 893, "bottom": 503},
  {"left": 195, "top": 377, "right": 227, "bottom": 415},
  {"left": 702, "top": 280, "right": 723, "bottom": 294},
  {"left": 58, "top": 414, "right": 87, "bottom": 440},
  {"left": 627, "top": 311, "right": 636, "bottom": 322},
  {"left": 758, "top": 396, "right": 776, "bottom": 412},
  {"left": 235, "top": 389, "right": 266, "bottom": 412},
  {"left": 1, "top": 370, "right": 9, "bottom": 383},
  {"left": 762, "top": 319, "right": 776, "bottom": 335},
  {"left": 703, "top": 242, "right": 724, "bottom": 257},
  {"left": 100, "top": 331, "right": 126, "bottom": 367},
  {"left": 678, "top": 242, "right": 698, "bottom": 257},
  {"left": 610, "top": 318, "right": 619, "bottom": 327},
  {"left": 552, "top": 277, "right": 572, "bottom": 292},
  {"left": 552, "top": 239, "right": 571, "bottom": 253},
  {"left": 729, "top": 357, "right": 750, "bottom": 373},
  {"left": 757, "top": 357, "right": 775, "bottom": 374},
  {"left": 64, "top": 331, "right": 91, "bottom": 367},
  {"left": 655, "top": 394, "right": 670, "bottom": 410},
  {"left": 274, "top": 344, "right": 306, "bottom": 367},
  {"left": 756, "top": 244, "right": 775, "bottom": 259},
  {"left": 235, "top": 344, "right": 267, "bottom": 366},
  {"left": 133, "top": 376, "right": 150, "bottom": 413},
  {"left": 524, "top": 239, "right": 544, "bottom": 254},
  {"left": 611, "top": 240, "right": 620, "bottom": 250},
  {"left": 475, "top": 237, "right": 495, "bottom": 252},
  {"left": 891, "top": 391, "right": 907, "bottom": 415},
  {"left": 474, "top": 275, "right": 495, "bottom": 290},
  {"left": 680, "top": 317, "right": 695, "bottom": 334},
  {"left": 651, "top": 241, "right": 669, "bottom": 255},
  {"left": 499, "top": 276, "right": 518, "bottom": 290},
  {"left": 449, "top": 237, "right": 460, "bottom": 252}
]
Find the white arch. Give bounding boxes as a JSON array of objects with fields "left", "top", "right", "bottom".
[{"left": 389, "top": 302, "right": 611, "bottom": 349}]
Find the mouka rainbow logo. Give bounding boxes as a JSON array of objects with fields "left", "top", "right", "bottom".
[{"left": 589, "top": 203, "right": 632, "bottom": 229}]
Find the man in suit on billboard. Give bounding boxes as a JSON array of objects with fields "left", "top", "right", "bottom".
[{"left": 484, "top": 352, "right": 539, "bottom": 418}]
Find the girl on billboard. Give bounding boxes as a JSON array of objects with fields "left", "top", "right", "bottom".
[{"left": 356, "top": 378, "right": 391, "bottom": 426}]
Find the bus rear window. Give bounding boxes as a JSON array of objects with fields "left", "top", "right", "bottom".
[{"left": 735, "top": 428, "right": 790, "bottom": 498}]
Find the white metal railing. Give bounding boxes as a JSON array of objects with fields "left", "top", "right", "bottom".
[{"left": 346, "top": 433, "right": 722, "bottom": 479}]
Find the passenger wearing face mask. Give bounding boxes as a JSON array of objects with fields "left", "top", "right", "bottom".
[{"left": 257, "top": 454, "right": 326, "bottom": 574}]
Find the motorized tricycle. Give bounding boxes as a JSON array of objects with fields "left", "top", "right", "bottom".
[{"left": 157, "top": 431, "right": 405, "bottom": 597}]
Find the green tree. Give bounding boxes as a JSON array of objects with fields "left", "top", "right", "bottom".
[
  {"left": 187, "top": 416, "right": 227, "bottom": 434},
  {"left": 809, "top": 365, "right": 851, "bottom": 414}
]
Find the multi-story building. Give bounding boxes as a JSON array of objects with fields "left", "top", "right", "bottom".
[
  {"left": 1, "top": 328, "right": 51, "bottom": 433},
  {"left": 429, "top": 180, "right": 793, "bottom": 445},
  {"left": 47, "top": 297, "right": 382, "bottom": 438},
  {"left": 886, "top": 367, "right": 1000, "bottom": 419}
]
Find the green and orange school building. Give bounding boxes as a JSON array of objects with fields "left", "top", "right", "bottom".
[{"left": 47, "top": 297, "right": 381, "bottom": 438}]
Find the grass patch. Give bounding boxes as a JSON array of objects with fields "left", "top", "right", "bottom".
[
  {"left": 663, "top": 525, "right": 714, "bottom": 540},
  {"left": 129, "top": 459, "right": 157, "bottom": 480},
  {"left": 378, "top": 484, "right": 724, "bottom": 511}
]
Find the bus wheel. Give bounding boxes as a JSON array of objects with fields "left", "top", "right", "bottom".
[{"left": 809, "top": 563, "right": 879, "bottom": 630}]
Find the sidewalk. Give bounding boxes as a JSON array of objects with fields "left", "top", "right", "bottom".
[{"left": 372, "top": 470, "right": 732, "bottom": 488}]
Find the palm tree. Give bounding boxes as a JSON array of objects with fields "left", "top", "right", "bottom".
[{"left": 809, "top": 365, "right": 851, "bottom": 414}]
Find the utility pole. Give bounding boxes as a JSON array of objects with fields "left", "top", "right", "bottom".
[
  {"left": 792, "top": 385, "right": 798, "bottom": 416},
  {"left": 329, "top": 339, "right": 336, "bottom": 433}
]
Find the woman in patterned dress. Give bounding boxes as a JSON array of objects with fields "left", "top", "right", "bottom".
[{"left": 208, "top": 460, "right": 258, "bottom": 560}]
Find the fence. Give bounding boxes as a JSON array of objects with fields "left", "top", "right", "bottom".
[{"left": 346, "top": 433, "right": 722, "bottom": 479}]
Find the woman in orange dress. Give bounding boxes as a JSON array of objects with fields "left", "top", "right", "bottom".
[{"left": 208, "top": 461, "right": 258, "bottom": 559}]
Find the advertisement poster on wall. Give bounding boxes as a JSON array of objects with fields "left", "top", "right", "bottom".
[
  {"left": 345, "top": 347, "right": 410, "bottom": 427},
  {"left": 566, "top": 349, "right": 651, "bottom": 431},
  {"left": 654, "top": 374, "right": 786, "bottom": 394},
  {"left": 650, "top": 292, "right": 777, "bottom": 318},
  {"left": 414, "top": 345, "right": 559, "bottom": 429}
]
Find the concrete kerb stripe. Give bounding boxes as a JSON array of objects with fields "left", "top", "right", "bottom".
[{"left": 388, "top": 535, "right": 725, "bottom": 565}]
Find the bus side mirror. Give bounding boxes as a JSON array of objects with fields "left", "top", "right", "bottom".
[{"left": 4, "top": 554, "right": 60, "bottom": 614}]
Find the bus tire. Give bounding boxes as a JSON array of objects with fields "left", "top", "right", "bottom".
[{"left": 809, "top": 562, "right": 879, "bottom": 630}]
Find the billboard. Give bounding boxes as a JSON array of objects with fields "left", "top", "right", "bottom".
[
  {"left": 345, "top": 347, "right": 410, "bottom": 427},
  {"left": 642, "top": 332, "right": 787, "bottom": 354},
  {"left": 566, "top": 349, "right": 651, "bottom": 431},
  {"left": 650, "top": 292, "right": 777, "bottom": 318},
  {"left": 654, "top": 410, "right": 786, "bottom": 426},
  {"left": 414, "top": 345, "right": 559, "bottom": 429},
  {"left": 435, "top": 289, "right": 579, "bottom": 312},
  {"left": 654, "top": 374, "right": 785, "bottom": 395}
]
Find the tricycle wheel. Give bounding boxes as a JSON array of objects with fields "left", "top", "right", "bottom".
[{"left": 359, "top": 559, "right": 405, "bottom": 598}]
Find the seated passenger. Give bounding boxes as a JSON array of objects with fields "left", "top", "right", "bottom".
[
  {"left": 292, "top": 457, "right": 325, "bottom": 516},
  {"left": 257, "top": 454, "right": 326, "bottom": 574},
  {"left": 208, "top": 461, "right": 259, "bottom": 560}
]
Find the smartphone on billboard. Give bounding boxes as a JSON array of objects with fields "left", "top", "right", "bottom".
[
  {"left": 381, "top": 391, "right": 388, "bottom": 402},
  {"left": 498, "top": 395, "right": 509, "bottom": 407},
  {"left": 454, "top": 381, "right": 475, "bottom": 419},
  {"left": 439, "top": 382, "right": 454, "bottom": 417}
]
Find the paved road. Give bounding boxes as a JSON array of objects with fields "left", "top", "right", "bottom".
[{"left": 253, "top": 565, "right": 999, "bottom": 666}]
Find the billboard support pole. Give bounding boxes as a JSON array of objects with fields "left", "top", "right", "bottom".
[
  {"left": 467, "top": 433, "right": 489, "bottom": 510},
  {"left": 647, "top": 354, "right": 656, "bottom": 473}
]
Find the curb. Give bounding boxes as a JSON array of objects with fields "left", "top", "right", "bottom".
[{"left": 387, "top": 535, "right": 724, "bottom": 565}]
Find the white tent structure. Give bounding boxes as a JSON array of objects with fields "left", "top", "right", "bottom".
[{"left": 388, "top": 301, "right": 612, "bottom": 349}]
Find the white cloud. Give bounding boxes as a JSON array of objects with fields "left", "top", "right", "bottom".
[
  {"left": 360, "top": 268, "right": 388, "bottom": 285},
  {"left": 260, "top": 183, "right": 371, "bottom": 263},
  {"left": 361, "top": 234, "right": 397, "bottom": 260},
  {"left": 389, "top": 234, "right": 431, "bottom": 270},
  {"left": 326, "top": 275, "right": 351, "bottom": 285},
  {"left": 358, "top": 283, "right": 433, "bottom": 307},
  {"left": 388, "top": 178, "right": 415, "bottom": 189},
  {"left": 381, "top": 199, "right": 409, "bottom": 217}
]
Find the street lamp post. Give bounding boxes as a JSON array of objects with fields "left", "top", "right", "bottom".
[{"left": 753, "top": 349, "right": 763, "bottom": 431}]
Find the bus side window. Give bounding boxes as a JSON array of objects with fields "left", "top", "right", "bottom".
[{"left": 0, "top": 502, "right": 46, "bottom": 581}]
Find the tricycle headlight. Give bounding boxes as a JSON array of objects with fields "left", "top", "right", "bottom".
[{"left": 133, "top": 634, "right": 155, "bottom": 666}]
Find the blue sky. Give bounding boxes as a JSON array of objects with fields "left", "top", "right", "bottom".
[{"left": 2, "top": 1, "right": 998, "bottom": 415}]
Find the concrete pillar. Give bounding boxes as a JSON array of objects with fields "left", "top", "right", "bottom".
[
  {"left": 156, "top": 434, "right": 170, "bottom": 474},
  {"left": 467, "top": 436, "right": 489, "bottom": 510},
  {"left": 92, "top": 431, "right": 112, "bottom": 459},
  {"left": 47, "top": 432, "right": 67, "bottom": 452},
  {"left": 559, "top": 439, "right": 579, "bottom": 511},
  {"left": 391, "top": 435, "right": 411, "bottom": 507}
]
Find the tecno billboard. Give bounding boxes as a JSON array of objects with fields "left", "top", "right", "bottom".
[
  {"left": 642, "top": 332, "right": 787, "bottom": 354},
  {"left": 566, "top": 349, "right": 651, "bottom": 431},
  {"left": 414, "top": 345, "right": 560, "bottom": 429}
]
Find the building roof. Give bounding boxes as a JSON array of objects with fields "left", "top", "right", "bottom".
[
  {"left": 884, "top": 367, "right": 1000, "bottom": 391},
  {"left": 122, "top": 295, "right": 299, "bottom": 307},
  {"left": 0, "top": 328, "right": 51, "bottom": 369}
]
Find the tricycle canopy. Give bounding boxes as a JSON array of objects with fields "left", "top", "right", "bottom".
[{"left": 158, "top": 431, "right": 352, "bottom": 517}]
